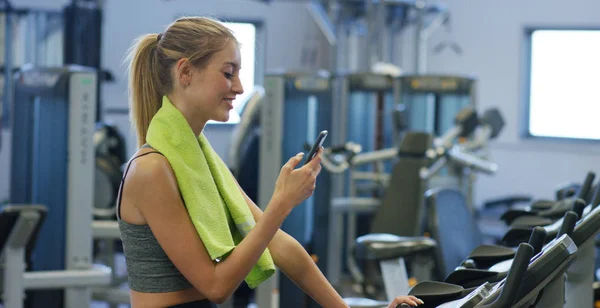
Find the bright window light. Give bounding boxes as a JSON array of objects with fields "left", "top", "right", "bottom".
[{"left": 527, "top": 29, "right": 600, "bottom": 140}]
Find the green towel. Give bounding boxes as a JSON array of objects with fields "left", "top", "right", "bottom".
[{"left": 146, "top": 96, "right": 275, "bottom": 288}]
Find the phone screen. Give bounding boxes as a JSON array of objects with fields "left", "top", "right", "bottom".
[{"left": 304, "top": 130, "right": 328, "bottom": 165}]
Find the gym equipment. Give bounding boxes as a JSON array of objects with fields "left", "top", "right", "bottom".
[
  {"left": 463, "top": 109, "right": 505, "bottom": 153},
  {"left": 397, "top": 75, "right": 477, "bottom": 139},
  {"left": 445, "top": 201, "right": 600, "bottom": 308},
  {"left": 408, "top": 206, "right": 581, "bottom": 308},
  {"left": 93, "top": 122, "right": 127, "bottom": 220},
  {"left": 8, "top": 65, "right": 112, "bottom": 308},
  {"left": 0, "top": 1, "right": 109, "bottom": 130},
  {"left": 443, "top": 184, "right": 600, "bottom": 308},
  {"left": 416, "top": 234, "right": 578, "bottom": 308},
  {"left": 311, "top": 0, "right": 450, "bottom": 74},
  {"left": 255, "top": 70, "right": 334, "bottom": 308},
  {"left": 445, "top": 210, "right": 579, "bottom": 287},
  {"left": 324, "top": 108, "right": 502, "bottom": 291},
  {"left": 344, "top": 183, "right": 585, "bottom": 306},
  {"left": 343, "top": 182, "right": 587, "bottom": 307},
  {"left": 228, "top": 86, "right": 265, "bottom": 179},
  {"left": 501, "top": 197, "right": 588, "bottom": 246},
  {"left": 500, "top": 172, "right": 595, "bottom": 228},
  {"left": 1, "top": 205, "right": 112, "bottom": 308},
  {"left": 329, "top": 71, "right": 399, "bottom": 285}
]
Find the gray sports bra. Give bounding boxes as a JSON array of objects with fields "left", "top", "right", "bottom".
[{"left": 116, "top": 145, "right": 194, "bottom": 293}]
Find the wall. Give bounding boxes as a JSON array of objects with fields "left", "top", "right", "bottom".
[
  {"left": 0, "top": 0, "right": 328, "bottom": 201},
  {"left": 423, "top": 0, "right": 600, "bottom": 205}
]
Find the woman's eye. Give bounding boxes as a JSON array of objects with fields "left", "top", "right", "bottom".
[{"left": 224, "top": 73, "right": 233, "bottom": 79}]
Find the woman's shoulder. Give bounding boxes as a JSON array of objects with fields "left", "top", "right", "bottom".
[{"left": 127, "top": 147, "right": 172, "bottom": 182}]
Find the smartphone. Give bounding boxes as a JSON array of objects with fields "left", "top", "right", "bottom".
[{"left": 304, "top": 130, "right": 328, "bottom": 165}]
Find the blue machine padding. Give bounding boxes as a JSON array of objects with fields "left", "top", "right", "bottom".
[
  {"left": 10, "top": 68, "right": 72, "bottom": 307},
  {"left": 279, "top": 81, "right": 333, "bottom": 308}
]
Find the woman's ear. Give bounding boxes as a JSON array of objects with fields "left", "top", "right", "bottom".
[{"left": 175, "top": 58, "right": 192, "bottom": 88}]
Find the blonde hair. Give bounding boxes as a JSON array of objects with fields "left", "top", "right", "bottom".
[{"left": 125, "top": 16, "right": 237, "bottom": 148}]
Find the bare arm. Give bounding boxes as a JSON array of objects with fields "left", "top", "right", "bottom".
[
  {"left": 241, "top": 186, "right": 349, "bottom": 308},
  {"left": 128, "top": 154, "right": 294, "bottom": 304},
  {"left": 229, "top": 155, "right": 424, "bottom": 308}
]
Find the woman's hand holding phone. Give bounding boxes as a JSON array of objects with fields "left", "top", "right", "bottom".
[{"left": 272, "top": 147, "right": 323, "bottom": 212}]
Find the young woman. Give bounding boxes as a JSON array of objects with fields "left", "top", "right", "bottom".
[{"left": 118, "top": 16, "right": 424, "bottom": 308}]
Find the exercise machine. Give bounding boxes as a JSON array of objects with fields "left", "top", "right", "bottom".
[
  {"left": 350, "top": 182, "right": 600, "bottom": 308},
  {"left": 255, "top": 70, "right": 334, "bottom": 308},
  {"left": 416, "top": 233, "right": 578, "bottom": 308},
  {"left": 8, "top": 65, "right": 112, "bottom": 308},
  {"left": 499, "top": 172, "right": 596, "bottom": 229},
  {"left": 324, "top": 106, "right": 502, "bottom": 289},
  {"left": 0, "top": 205, "right": 113, "bottom": 308},
  {"left": 93, "top": 122, "right": 128, "bottom": 220},
  {"left": 344, "top": 224, "right": 579, "bottom": 307},
  {"left": 328, "top": 71, "right": 400, "bottom": 287},
  {"left": 0, "top": 1, "right": 108, "bottom": 131}
]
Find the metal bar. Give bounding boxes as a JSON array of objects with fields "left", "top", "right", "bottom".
[
  {"left": 414, "top": 0, "right": 426, "bottom": 73},
  {"left": 23, "top": 266, "right": 112, "bottom": 289},
  {"left": 351, "top": 171, "right": 390, "bottom": 182},
  {"left": 331, "top": 197, "right": 380, "bottom": 213},
  {"left": 4, "top": 246, "right": 26, "bottom": 308},
  {"left": 92, "top": 220, "right": 121, "bottom": 239},
  {"left": 350, "top": 147, "right": 398, "bottom": 165},
  {"left": 447, "top": 146, "right": 498, "bottom": 175},
  {"left": 419, "top": 156, "right": 448, "bottom": 180},
  {"left": 307, "top": 1, "right": 337, "bottom": 46},
  {"left": 66, "top": 72, "right": 98, "bottom": 307},
  {"left": 3, "top": 6, "right": 13, "bottom": 129},
  {"left": 256, "top": 75, "right": 285, "bottom": 308}
]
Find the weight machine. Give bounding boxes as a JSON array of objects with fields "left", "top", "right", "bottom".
[
  {"left": 0, "top": 0, "right": 108, "bottom": 131},
  {"left": 6, "top": 65, "right": 113, "bottom": 308},
  {"left": 323, "top": 106, "right": 505, "bottom": 291}
]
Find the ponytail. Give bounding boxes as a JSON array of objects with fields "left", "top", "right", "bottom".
[{"left": 126, "top": 34, "right": 162, "bottom": 148}]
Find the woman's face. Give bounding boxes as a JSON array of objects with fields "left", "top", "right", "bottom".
[{"left": 178, "top": 39, "right": 244, "bottom": 124}]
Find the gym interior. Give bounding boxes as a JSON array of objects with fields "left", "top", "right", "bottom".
[{"left": 1, "top": 0, "right": 600, "bottom": 307}]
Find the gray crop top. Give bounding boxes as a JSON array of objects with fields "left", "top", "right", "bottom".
[{"left": 116, "top": 145, "right": 194, "bottom": 293}]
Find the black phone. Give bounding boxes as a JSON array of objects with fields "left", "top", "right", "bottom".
[{"left": 304, "top": 130, "right": 328, "bottom": 165}]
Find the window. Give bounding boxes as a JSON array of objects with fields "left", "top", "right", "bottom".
[
  {"left": 525, "top": 29, "right": 600, "bottom": 140},
  {"left": 212, "top": 21, "right": 258, "bottom": 124}
]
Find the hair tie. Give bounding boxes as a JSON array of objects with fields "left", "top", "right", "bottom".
[{"left": 157, "top": 33, "right": 163, "bottom": 42}]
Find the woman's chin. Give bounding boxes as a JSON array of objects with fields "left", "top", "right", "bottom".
[{"left": 214, "top": 113, "right": 230, "bottom": 123}]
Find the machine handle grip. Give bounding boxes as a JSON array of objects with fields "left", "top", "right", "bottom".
[
  {"left": 479, "top": 243, "right": 534, "bottom": 308},
  {"left": 528, "top": 226, "right": 547, "bottom": 255},
  {"left": 571, "top": 198, "right": 586, "bottom": 220},
  {"left": 576, "top": 171, "right": 596, "bottom": 201},
  {"left": 591, "top": 183, "right": 600, "bottom": 209},
  {"left": 557, "top": 211, "right": 579, "bottom": 239},
  {"left": 447, "top": 146, "right": 498, "bottom": 175}
]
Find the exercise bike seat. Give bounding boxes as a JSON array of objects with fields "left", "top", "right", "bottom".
[
  {"left": 529, "top": 199, "right": 556, "bottom": 211},
  {"left": 444, "top": 268, "right": 507, "bottom": 289},
  {"left": 535, "top": 198, "right": 582, "bottom": 219},
  {"left": 354, "top": 233, "right": 437, "bottom": 261},
  {"left": 465, "top": 245, "right": 516, "bottom": 268},
  {"left": 509, "top": 215, "right": 554, "bottom": 228},
  {"left": 500, "top": 209, "right": 537, "bottom": 225},
  {"left": 408, "top": 281, "right": 475, "bottom": 307},
  {"left": 502, "top": 200, "right": 587, "bottom": 246},
  {"left": 501, "top": 199, "right": 581, "bottom": 225}
]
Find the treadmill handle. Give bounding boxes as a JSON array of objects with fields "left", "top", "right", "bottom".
[{"left": 478, "top": 243, "right": 534, "bottom": 308}]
